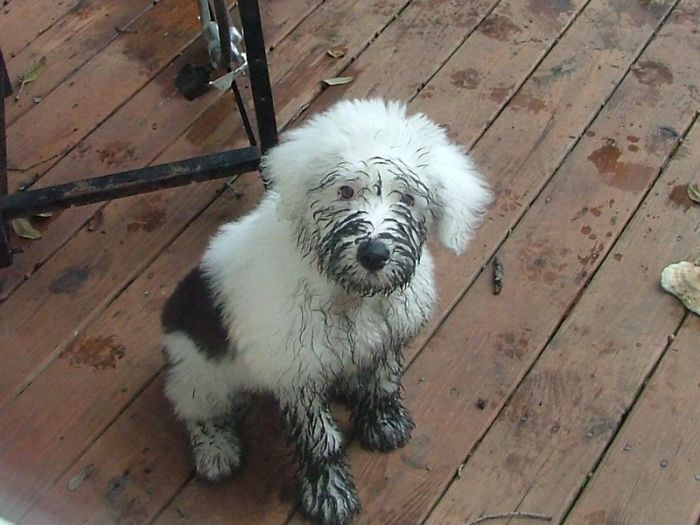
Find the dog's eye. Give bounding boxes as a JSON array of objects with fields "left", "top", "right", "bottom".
[
  {"left": 338, "top": 186, "right": 355, "bottom": 199},
  {"left": 400, "top": 193, "right": 415, "bottom": 206}
]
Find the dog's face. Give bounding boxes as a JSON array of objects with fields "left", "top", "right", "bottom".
[
  {"left": 262, "top": 99, "right": 492, "bottom": 296},
  {"left": 301, "top": 156, "right": 436, "bottom": 295}
]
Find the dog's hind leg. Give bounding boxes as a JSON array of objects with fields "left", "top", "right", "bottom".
[
  {"left": 280, "top": 387, "right": 361, "bottom": 525},
  {"left": 353, "top": 345, "right": 415, "bottom": 452},
  {"left": 163, "top": 332, "right": 243, "bottom": 481}
]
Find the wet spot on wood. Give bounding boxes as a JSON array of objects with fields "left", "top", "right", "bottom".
[
  {"left": 496, "top": 332, "right": 529, "bottom": 359},
  {"left": 586, "top": 130, "right": 596, "bottom": 138},
  {"left": 632, "top": 60, "right": 673, "bottom": 86},
  {"left": 613, "top": 253, "right": 623, "bottom": 261},
  {"left": 49, "top": 266, "right": 90, "bottom": 294},
  {"left": 450, "top": 68, "right": 480, "bottom": 89},
  {"left": 510, "top": 92, "right": 546, "bottom": 114},
  {"left": 550, "top": 57, "right": 576, "bottom": 77},
  {"left": 498, "top": 189, "right": 522, "bottom": 212},
  {"left": 626, "top": 135, "right": 640, "bottom": 143},
  {"left": 105, "top": 473, "right": 126, "bottom": 494},
  {"left": 489, "top": 85, "right": 512, "bottom": 104},
  {"left": 504, "top": 452, "right": 527, "bottom": 473},
  {"left": 399, "top": 433, "right": 429, "bottom": 470},
  {"left": 61, "top": 335, "right": 126, "bottom": 370},
  {"left": 572, "top": 207, "right": 589, "bottom": 221},
  {"left": 576, "top": 242, "right": 606, "bottom": 282},
  {"left": 581, "top": 225, "right": 592, "bottom": 235},
  {"left": 668, "top": 184, "right": 693, "bottom": 212},
  {"left": 127, "top": 198, "right": 167, "bottom": 233},
  {"left": 479, "top": 15, "right": 521, "bottom": 41},
  {"left": 418, "top": 85, "right": 435, "bottom": 99},
  {"left": 587, "top": 140, "right": 654, "bottom": 191},
  {"left": 97, "top": 140, "right": 136, "bottom": 167},
  {"left": 628, "top": 144, "right": 639, "bottom": 152},
  {"left": 520, "top": 237, "right": 570, "bottom": 286}
]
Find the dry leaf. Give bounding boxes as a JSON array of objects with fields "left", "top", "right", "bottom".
[
  {"left": 19, "top": 57, "right": 47, "bottom": 84},
  {"left": 15, "top": 56, "right": 46, "bottom": 101},
  {"left": 68, "top": 464, "right": 94, "bottom": 491},
  {"left": 326, "top": 48, "right": 345, "bottom": 59},
  {"left": 11, "top": 218, "right": 42, "bottom": 240},
  {"left": 35, "top": 211, "right": 53, "bottom": 218},
  {"left": 322, "top": 76, "right": 353, "bottom": 86},
  {"left": 687, "top": 183, "right": 700, "bottom": 204}
]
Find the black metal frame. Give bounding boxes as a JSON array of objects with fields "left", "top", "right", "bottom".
[{"left": 0, "top": 0, "right": 277, "bottom": 268}]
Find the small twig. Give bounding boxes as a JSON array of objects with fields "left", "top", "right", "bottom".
[
  {"left": 8, "top": 151, "right": 64, "bottom": 173},
  {"left": 492, "top": 256, "right": 504, "bottom": 295},
  {"left": 466, "top": 511, "right": 552, "bottom": 525}
]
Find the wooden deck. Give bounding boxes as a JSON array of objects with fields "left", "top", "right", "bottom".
[{"left": 1, "top": 0, "right": 699, "bottom": 523}]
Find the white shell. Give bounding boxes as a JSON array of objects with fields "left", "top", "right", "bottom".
[{"left": 660, "top": 261, "right": 700, "bottom": 316}]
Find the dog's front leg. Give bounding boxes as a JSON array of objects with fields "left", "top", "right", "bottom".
[
  {"left": 281, "top": 387, "right": 360, "bottom": 525},
  {"left": 354, "top": 346, "right": 415, "bottom": 452}
]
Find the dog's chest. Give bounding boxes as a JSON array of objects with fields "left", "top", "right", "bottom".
[{"left": 286, "top": 286, "right": 425, "bottom": 375}]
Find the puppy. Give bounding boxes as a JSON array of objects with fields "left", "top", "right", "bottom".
[{"left": 161, "top": 99, "right": 491, "bottom": 525}]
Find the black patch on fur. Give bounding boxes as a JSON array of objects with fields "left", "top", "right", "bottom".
[{"left": 161, "top": 267, "right": 231, "bottom": 360}]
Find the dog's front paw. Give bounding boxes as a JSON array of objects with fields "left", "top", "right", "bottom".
[
  {"left": 356, "top": 398, "right": 415, "bottom": 452},
  {"left": 188, "top": 420, "right": 242, "bottom": 482},
  {"left": 300, "top": 460, "right": 361, "bottom": 525}
]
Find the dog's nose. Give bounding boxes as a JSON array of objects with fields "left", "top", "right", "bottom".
[{"left": 357, "top": 239, "right": 390, "bottom": 272}]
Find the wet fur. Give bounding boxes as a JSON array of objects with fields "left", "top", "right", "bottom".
[{"left": 161, "top": 99, "right": 491, "bottom": 525}]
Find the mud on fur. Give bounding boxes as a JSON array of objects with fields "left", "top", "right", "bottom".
[{"left": 161, "top": 99, "right": 491, "bottom": 525}]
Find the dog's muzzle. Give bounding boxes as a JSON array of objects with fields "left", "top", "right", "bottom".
[{"left": 357, "top": 239, "right": 390, "bottom": 272}]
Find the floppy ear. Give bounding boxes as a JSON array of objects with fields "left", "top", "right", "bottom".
[
  {"left": 430, "top": 142, "right": 492, "bottom": 254},
  {"left": 259, "top": 126, "right": 324, "bottom": 221}
]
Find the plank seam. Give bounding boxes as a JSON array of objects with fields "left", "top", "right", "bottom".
[
  {"left": 409, "top": 0, "right": 684, "bottom": 383},
  {"left": 417, "top": 6, "right": 692, "bottom": 519},
  {"left": 558, "top": 310, "right": 690, "bottom": 524}
]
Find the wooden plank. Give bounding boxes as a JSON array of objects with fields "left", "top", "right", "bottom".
[
  {"left": 0, "top": 0, "right": 321, "bottom": 302},
  {"left": 3, "top": 0, "right": 680, "bottom": 521},
  {"left": 0, "top": 0, "right": 440, "bottom": 519},
  {"left": 0, "top": 177, "right": 260, "bottom": 522},
  {"left": 0, "top": 0, "right": 83, "bottom": 59},
  {"left": 4, "top": 0, "right": 154, "bottom": 126},
  {"left": 0, "top": 0, "right": 497, "bottom": 408},
  {"left": 0, "top": 0, "right": 417, "bottom": 405},
  {"left": 13, "top": 1, "right": 526, "bottom": 522},
  {"left": 150, "top": 1, "right": 692, "bottom": 523},
  {"left": 564, "top": 316, "right": 700, "bottom": 525},
  {"left": 425, "top": 110, "right": 700, "bottom": 525},
  {"left": 18, "top": 377, "right": 192, "bottom": 525},
  {"left": 414, "top": 6, "right": 700, "bottom": 525},
  {"left": 15, "top": 180, "right": 295, "bottom": 525},
  {"left": 4, "top": 0, "right": 203, "bottom": 192},
  {"left": 0, "top": 0, "right": 323, "bottom": 378},
  {"left": 406, "top": 0, "right": 681, "bottom": 357},
  {"left": 4, "top": 0, "right": 314, "bottom": 127}
]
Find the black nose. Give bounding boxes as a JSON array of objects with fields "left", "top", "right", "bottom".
[{"left": 357, "top": 239, "right": 390, "bottom": 272}]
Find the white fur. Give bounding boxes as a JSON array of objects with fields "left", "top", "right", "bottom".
[{"left": 162, "top": 99, "right": 490, "bottom": 521}]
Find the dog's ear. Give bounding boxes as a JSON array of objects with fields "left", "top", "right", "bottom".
[
  {"left": 430, "top": 142, "right": 492, "bottom": 254},
  {"left": 260, "top": 128, "right": 322, "bottom": 220}
]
